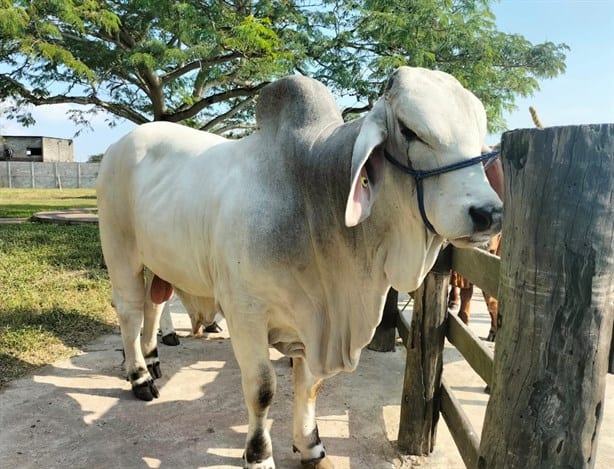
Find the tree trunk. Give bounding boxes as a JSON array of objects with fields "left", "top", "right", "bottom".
[{"left": 478, "top": 125, "right": 614, "bottom": 468}]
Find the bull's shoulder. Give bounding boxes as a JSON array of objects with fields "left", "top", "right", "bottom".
[{"left": 256, "top": 76, "right": 343, "bottom": 135}]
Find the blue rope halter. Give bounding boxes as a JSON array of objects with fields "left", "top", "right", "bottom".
[{"left": 383, "top": 148, "right": 500, "bottom": 235}]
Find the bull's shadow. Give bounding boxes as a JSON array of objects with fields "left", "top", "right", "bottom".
[{"left": 0, "top": 311, "right": 408, "bottom": 468}]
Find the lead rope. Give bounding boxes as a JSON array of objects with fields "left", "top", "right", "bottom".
[{"left": 383, "top": 149, "right": 501, "bottom": 235}]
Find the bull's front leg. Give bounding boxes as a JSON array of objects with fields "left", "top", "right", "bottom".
[
  {"left": 227, "top": 316, "right": 277, "bottom": 469},
  {"left": 291, "top": 357, "right": 333, "bottom": 469}
]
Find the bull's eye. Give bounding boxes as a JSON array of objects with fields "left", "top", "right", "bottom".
[
  {"left": 361, "top": 176, "right": 369, "bottom": 188},
  {"left": 398, "top": 119, "right": 424, "bottom": 144}
]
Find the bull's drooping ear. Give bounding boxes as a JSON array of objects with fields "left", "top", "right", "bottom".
[{"left": 344, "top": 100, "right": 387, "bottom": 227}]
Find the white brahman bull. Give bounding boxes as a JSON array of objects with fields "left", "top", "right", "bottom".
[{"left": 97, "top": 66, "right": 502, "bottom": 469}]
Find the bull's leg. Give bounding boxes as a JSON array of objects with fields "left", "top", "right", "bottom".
[
  {"left": 159, "top": 300, "right": 181, "bottom": 346},
  {"left": 112, "top": 275, "right": 160, "bottom": 401},
  {"left": 291, "top": 357, "right": 333, "bottom": 469},
  {"left": 458, "top": 285, "right": 473, "bottom": 324},
  {"left": 142, "top": 291, "right": 166, "bottom": 379},
  {"left": 227, "top": 317, "right": 277, "bottom": 469}
]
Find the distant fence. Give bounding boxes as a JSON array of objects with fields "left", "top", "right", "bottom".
[{"left": 0, "top": 161, "right": 100, "bottom": 189}]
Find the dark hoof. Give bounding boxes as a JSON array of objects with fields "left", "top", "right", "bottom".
[
  {"left": 302, "top": 456, "right": 334, "bottom": 469},
  {"left": 484, "top": 385, "right": 491, "bottom": 394},
  {"left": 204, "top": 321, "right": 223, "bottom": 333},
  {"left": 161, "top": 332, "right": 181, "bottom": 346},
  {"left": 486, "top": 330, "right": 496, "bottom": 342},
  {"left": 132, "top": 379, "right": 159, "bottom": 401},
  {"left": 242, "top": 453, "right": 275, "bottom": 468},
  {"left": 147, "top": 361, "right": 162, "bottom": 379}
]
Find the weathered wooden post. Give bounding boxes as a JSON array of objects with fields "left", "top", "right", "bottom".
[
  {"left": 479, "top": 125, "right": 614, "bottom": 468},
  {"left": 397, "top": 247, "right": 451, "bottom": 453}
]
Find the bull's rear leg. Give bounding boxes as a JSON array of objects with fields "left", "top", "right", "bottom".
[
  {"left": 159, "top": 301, "right": 181, "bottom": 346},
  {"left": 291, "top": 357, "right": 333, "bottom": 469},
  {"left": 113, "top": 285, "right": 160, "bottom": 401},
  {"left": 227, "top": 316, "right": 277, "bottom": 469},
  {"left": 142, "top": 288, "right": 167, "bottom": 380}
]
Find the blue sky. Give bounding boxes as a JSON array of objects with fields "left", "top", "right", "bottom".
[{"left": 1, "top": 0, "right": 613, "bottom": 161}]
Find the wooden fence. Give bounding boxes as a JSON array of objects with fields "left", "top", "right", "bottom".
[
  {"left": 393, "top": 245, "right": 497, "bottom": 467},
  {"left": 371, "top": 124, "right": 613, "bottom": 468}
]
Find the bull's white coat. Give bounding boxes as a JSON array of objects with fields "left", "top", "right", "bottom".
[{"left": 97, "top": 67, "right": 502, "bottom": 468}]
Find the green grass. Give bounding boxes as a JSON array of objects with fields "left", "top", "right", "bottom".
[
  {"left": 0, "top": 221, "right": 115, "bottom": 388},
  {"left": 0, "top": 188, "right": 97, "bottom": 218}
]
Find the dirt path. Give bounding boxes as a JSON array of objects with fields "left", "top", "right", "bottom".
[{"left": 1, "top": 294, "right": 612, "bottom": 468}]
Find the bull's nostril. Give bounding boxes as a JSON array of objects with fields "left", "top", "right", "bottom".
[{"left": 469, "top": 205, "right": 496, "bottom": 231}]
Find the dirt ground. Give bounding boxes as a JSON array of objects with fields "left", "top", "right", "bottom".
[{"left": 1, "top": 292, "right": 612, "bottom": 469}]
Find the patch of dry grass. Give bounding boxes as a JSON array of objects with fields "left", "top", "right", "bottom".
[{"left": 0, "top": 188, "right": 96, "bottom": 218}]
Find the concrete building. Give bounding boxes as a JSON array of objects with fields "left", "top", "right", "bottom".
[{"left": 0, "top": 135, "right": 74, "bottom": 162}]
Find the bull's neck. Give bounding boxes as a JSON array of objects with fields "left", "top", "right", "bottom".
[{"left": 365, "top": 161, "right": 445, "bottom": 292}]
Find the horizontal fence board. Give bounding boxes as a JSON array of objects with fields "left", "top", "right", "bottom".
[
  {"left": 451, "top": 247, "right": 499, "bottom": 297},
  {"left": 447, "top": 313, "right": 494, "bottom": 386},
  {"left": 441, "top": 378, "right": 480, "bottom": 469}
]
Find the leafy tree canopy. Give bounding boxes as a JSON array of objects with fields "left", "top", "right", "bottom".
[{"left": 0, "top": 0, "right": 568, "bottom": 133}]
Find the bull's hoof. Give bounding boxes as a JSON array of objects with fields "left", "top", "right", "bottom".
[
  {"left": 486, "top": 330, "right": 496, "bottom": 342},
  {"left": 132, "top": 379, "right": 159, "bottom": 401},
  {"left": 242, "top": 454, "right": 275, "bottom": 468},
  {"left": 204, "top": 321, "right": 223, "bottom": 333},
  {"left": 161, "top": 332, "right": 181, "bottom": 346},
  {"left": 145, "top": 348, "right": 162, "bottom": 379},
  {"left": 147, "top": 361, "right": 162, "bottom": 379},
  {"left": 301, "top": 456, "right": 334, "bottom": 469}
]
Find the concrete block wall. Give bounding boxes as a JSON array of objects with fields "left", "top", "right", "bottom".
[{"left": 0, "top": 161, "right": 100, "bottom": 188}]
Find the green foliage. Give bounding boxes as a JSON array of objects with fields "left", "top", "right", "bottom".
[
  {"left": 87, "top": 153, "right": 104, "bottom": 163},
  {"left": 0, "top": 1, "right": 567, "bottom": 132},
  {"left": 0, "top": 222, "right": 114, "bottom": 387}
]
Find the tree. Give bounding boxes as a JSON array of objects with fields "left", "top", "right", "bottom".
[
  {"left": 0, "top": 1, "right": 567, "bottom": 134},
  {"left": 87, "top": 153, "right": 104, "bottom": 163}
]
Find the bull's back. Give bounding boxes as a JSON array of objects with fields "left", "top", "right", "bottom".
[{"left": 97, "top": 122, "right": 230, "bottom": 293}]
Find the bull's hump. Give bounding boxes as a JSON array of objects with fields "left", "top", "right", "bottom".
[{"left": 256, "top": 76, "right": 343, "bottom": 135}]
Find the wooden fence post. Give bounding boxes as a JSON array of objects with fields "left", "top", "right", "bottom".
[
  {"left": 478, "top": 125, "right": 614, "bottom": 468},
  {"left": 397, "top": 246, "right": 451, "bottom": 453}
]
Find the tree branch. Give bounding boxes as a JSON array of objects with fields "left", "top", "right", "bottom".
[
  {"left": 165, "top": 82, "right": 268, "bottom": 122},
  {"left": 1, "top": 74, "right": 150, "bottom": 124},
  {"left": 200, "top": 95, "right": 257, "bottom": 131},
  {"left": 341, "top": 104, "right": 371, "bottom": 118}
]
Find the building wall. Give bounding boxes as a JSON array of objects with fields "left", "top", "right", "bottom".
[
  {"left": 1, "top": 136, "right": 43, "bottom": 161},
  {"left": 1, "top": 136, "right": 74, "bottom": 162},
  {"left": 42, "top": 137, "right": 74, "bottom": 162}
]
